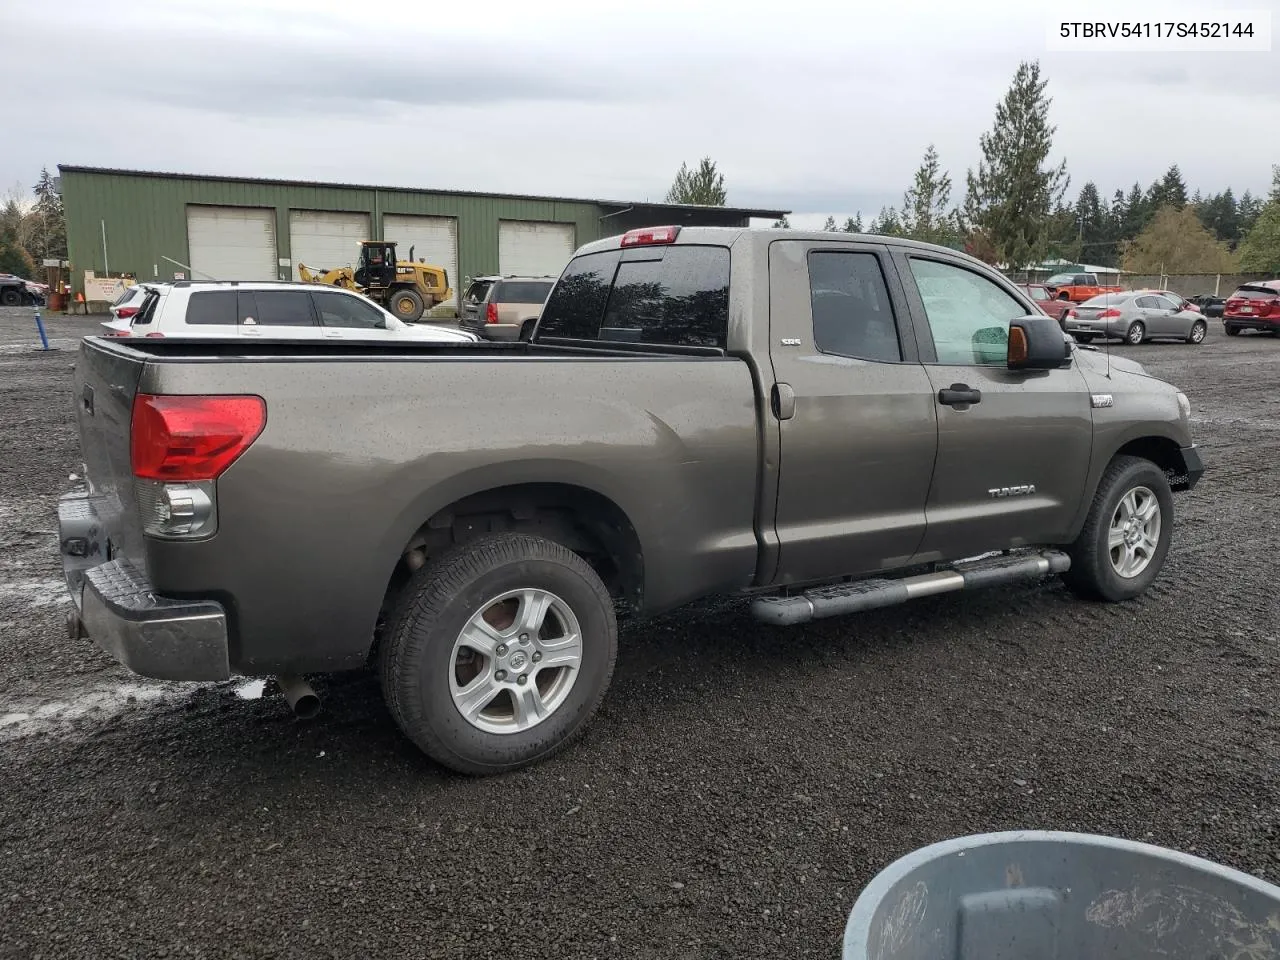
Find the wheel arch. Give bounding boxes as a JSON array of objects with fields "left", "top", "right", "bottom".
[{"left": 373, "top": 472, "right": 646, "bottom": 653}]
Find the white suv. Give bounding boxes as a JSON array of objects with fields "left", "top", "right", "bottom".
[{"left": 100, "top": 282, "right": 478, "bottom": 343}]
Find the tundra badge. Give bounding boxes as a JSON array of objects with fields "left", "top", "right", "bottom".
[{"left": 989, "top": 484, "right": 1036, "bottom": 499}]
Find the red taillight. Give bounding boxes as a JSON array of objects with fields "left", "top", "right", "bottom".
[
  {"left": 485, "top": 302, "right": 498, "bottom": 324},
  {"left": 1065, "top": 308, "right": 1077, "bottom": 319},
  {"left": 131, "top": 394, "right": 266, "bottom": 482},
  {"left": 116, "top": 306, "right": 139, "bottom": 319},
  {"left": 620, "top": 225, "right": 680, "bottom": 247},
  {"left": 1098, "top": 308, "right": 1122, "bottom": 319}
]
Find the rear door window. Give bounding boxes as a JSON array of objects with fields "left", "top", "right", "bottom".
[
  {"left": 184, "top": 291, "right": 239, "bottom": 326},
  {"left": 247, "top": 290, "right": 317, "bottom": 327},
  {"left": 807, "top": 251, "right": 902, "bottom": 362},
  {"left": 1136, "top": 296, "right": 1160, "bottom": 309},
  {"left": 312, "top": 290, "right": 386, "bottom": 329},
  {"left": 494, "top": 281, "right": 554, "bottom": 304}
]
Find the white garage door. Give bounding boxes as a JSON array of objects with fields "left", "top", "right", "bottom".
[
  {"left": 382, "top": 215, "right": 459, "bottom": 310},
  {"left": 498, "top": 221, "right": 576, "bottom": 278},
  {"left": 289, "top": 210, "right": 370, "bottom": 280},
  {"left": 186, "top": 205, "right": 277, "bottom": 282}
]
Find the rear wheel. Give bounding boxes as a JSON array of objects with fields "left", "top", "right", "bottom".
[
  {"left": 387, "top": 288, "right": 425, "bottom": 323},
  {"left": 1063, "top": 456, "right": 1173, "bottom": 602},
  {"left": 1186, "top": 320, "right": 1207, "bottom": 344},
  {"left": 0, "top": 288, "right": 21, "bottom": 307},
  {"left": 1073, "top": 334, "right": 1095, "bottom": 344},
  {"left": 380, "top": 533, "right": 617, "bottom": 775},
  {"left": 1224, "top": 324, "right": 1241, "bottom": 337},
  {"left": 1125, "top": 321, "right": 1146, "bottom": 345}
]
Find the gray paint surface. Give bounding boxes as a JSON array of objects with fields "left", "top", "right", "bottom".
[{"left": 68, "top": 229, "right": 1197, "bottom": 676}]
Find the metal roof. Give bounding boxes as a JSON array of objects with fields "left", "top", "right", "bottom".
[{"left": 57, "top": 165, "right": 789, "bottom": 219}]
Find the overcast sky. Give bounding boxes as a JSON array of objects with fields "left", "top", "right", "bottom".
[{"left": 7, "top": 0, "right": 1278, "bottom": 228}]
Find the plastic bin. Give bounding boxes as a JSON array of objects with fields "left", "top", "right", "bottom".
[{"left": 843, "top": 831, "right": 1280, "bottom": 960}]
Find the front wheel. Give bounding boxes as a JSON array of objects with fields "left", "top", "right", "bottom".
[
  {"left": 1125, "top": 321, "right": 1146, "bottom": 345},
  {"left": 387, "top": 288, "right": 425, "bottom": 323},
  {"left": 1186, "top": 320, "right": 1207, "bottom": 344},
  {"left": 1063, "top": 456, "right": 1174, "bottom": 602},
  {"left": 380, "top": 533, "right": 617, "bottom": 775},
  {"left": 0, "top": 288, "right": 21, "bottom": 307}
]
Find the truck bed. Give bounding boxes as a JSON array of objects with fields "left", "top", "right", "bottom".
[{"left": 69, "top": 335, "right": 763, "bottom": 675}]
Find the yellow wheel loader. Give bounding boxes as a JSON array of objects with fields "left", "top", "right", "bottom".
[{"left": 297, "top": 241, "right": 452, "bottom": 322}]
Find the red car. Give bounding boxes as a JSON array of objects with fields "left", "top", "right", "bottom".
[
  {"left": 1223, "top": 280, "right": 1280, "bottom": 337},
  {"left": 1019, "top": 284, "right": 1071, "bottom": 324}
]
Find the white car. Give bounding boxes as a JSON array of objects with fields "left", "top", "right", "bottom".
[{"left": 100, "top": 281, "right": 478, "bottom": 343}]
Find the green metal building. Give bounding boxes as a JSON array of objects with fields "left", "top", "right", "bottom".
[{"left": 59, "top": 166, "right": 785, "bottom": 310}]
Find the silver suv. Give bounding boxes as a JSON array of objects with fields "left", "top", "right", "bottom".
[{"left": 459, "top": 275, "right": 556, "bottom": 341}]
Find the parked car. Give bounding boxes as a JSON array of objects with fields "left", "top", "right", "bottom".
[
  {"left": 1043, "top": 272, "right": 1125, "bottom": 303},
  {"left": 98, "top": 281, "right": 478, "bottom": 343},
  {"left": 1064, "top": 292, "right": 1209, "bottom": 345},
  {"left": 60, "top": 226, "right": 1203, "bottom": 775},
  {"left": 1130, "top": 289, "right": 1201, "bottom": 314},
  {"left": 1018, "top": 283, "right": 1070, "bottom": 324},
  {"left": 459, "top": 275, "right": 556, "bottom": 341},
  {"left": 1222, "top": 280, "right": 1280, "bottom": 336},
  {"left": 108, "top": 281, "right": 153, "bottom": 321},
  {"left": 0, "top": 273, "right": 44, "bottom": 306},
  {"left": 1187, "top": 294, "right": 1226, "bottom": 318}
]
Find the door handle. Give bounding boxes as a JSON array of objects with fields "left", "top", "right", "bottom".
[
  {"left": 771, "top": 382, "right": 796, "bottom": 421},
  {"left": 937, "top": 383, "right": 982, "bottom": 408}
]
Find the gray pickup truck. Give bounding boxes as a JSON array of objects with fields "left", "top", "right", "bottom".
[{"left": 58, "top": 226, "right": 1203, "bottom": 774}]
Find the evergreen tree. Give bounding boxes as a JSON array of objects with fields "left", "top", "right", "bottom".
[
  {"left": 1239, "top": 190, "right": 1263, "bottom": 236},
  {"left": 963, "top": 61, "right": 1069, "bottom": 269},
  {"left": 1158, "top": 164, "right": 1189, "bottom": 208},
  {"left": 842, "top": 213, "right": 863, "bottom": 233},
  {"left": 900, "top": 144, "right": 958, "bottom": 246},
  {"left": 870, "top": 206, "right": 903, "bottom": 236},
  {"left": 1123, "top": 183, "right": 1148, "bottom": 237},
  {"left": 31, "top": 167, "right": 67, "bottom": 262},
  {"left": 1238, "top": 166, "right": 1280, "bottom": 272},
  {"left": 772, "top": 215, "right": 791, "bottom": 229},
  {"left": 665, "top": 157, "right": 727, "bottom": 205},
  {"left": 822, "top": 215, "right": 838, "bottom": 232}
]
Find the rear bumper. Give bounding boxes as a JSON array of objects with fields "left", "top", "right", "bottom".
[
  {"left": 58, "top": 493, "right": 230, "bottom": 681},
  {"left": 1223, "top": 316, "right": 1279, "bottom": 331}
]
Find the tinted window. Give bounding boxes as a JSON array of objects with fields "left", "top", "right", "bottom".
[
  {"left": 537, "top": 252, "right": 619, "bottom": 341},
  {"left": 250, "top": 290, "right": 315, "bottom": 327},
  {"left": 464, "top": 281, "right": 494, "bottom": 304},
  {"left": 1075, "top": 275, "right": 1092, "bottom": 285},
  {"left": 185, "top": 290, "right": 239, "bottom": 326},
  {"left": 908, "top": 258, "right": 1025, "bottom": 366},
  {"left": 132, "top": 291, "right": 161, "bottom": 326},
  {"left": 807, "top": 252, "right": 901, "bottom": 362},
  {"left": 600, "top": 247, "right": 730, "bottom": 348},
  {"left": 494, "top": 281, "right": 554, "bottom": 304},
  {"left": 112, "top": 285, "right": 140, "bottom": 307},
  {"left": 312, "top": 290, "right": 385, "bottom": 329},
  {"left": 1234, "top": 286, "right": 1279, "bottom": 300}
]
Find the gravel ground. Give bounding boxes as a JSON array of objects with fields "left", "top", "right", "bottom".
[{"left": 1, "top": 306, "right": 1278, "bottom": 959}]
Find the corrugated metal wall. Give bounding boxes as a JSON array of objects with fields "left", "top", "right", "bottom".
[{"left": 61, "top": 168, "right": 605, "bottom": 299}]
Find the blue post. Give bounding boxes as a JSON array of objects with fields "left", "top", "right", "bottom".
[{"left": 34, "top": 308, "right": 50, "bottom": 350}]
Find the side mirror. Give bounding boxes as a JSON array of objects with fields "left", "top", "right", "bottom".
[{"left": 1008, "top": 315, "right": 1071, "bottom": 370}]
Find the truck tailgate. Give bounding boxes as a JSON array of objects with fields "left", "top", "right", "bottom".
[{"left": 71, "top": 338, "right": 149, "bottom": 577}]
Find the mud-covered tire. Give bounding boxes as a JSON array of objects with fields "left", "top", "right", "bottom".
[
  {"left": 1186, "top": 320, "right": 1207, "bottom": 344},
  {"left": 380, "top": 533, "right": 617, "bottom": 775},
  {"left": 387, "top": 288, "right": 425, "bottom": 322},
  {"left": 1063, "top": 456, "right": 1174, "bottom": 603},
  {"left": 1125, "top": 321, "right": 1146, "bottom": 345}
]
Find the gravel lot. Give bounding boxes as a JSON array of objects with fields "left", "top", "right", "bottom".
[{"left": 2, "top": 306, "right": 1278, "bottom": 959}]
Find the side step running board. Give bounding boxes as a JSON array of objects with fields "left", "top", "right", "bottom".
[{"left": 751, "top": 550, "right": 1071, "bottom": 627}]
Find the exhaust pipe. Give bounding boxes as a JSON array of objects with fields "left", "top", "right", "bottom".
[{"left": 275, "top": 674, "right": 321, "bottom": 719}]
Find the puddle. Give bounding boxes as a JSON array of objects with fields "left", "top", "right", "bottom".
[
  {"left": 0, "top": 578, "right": 68, "bottom": 608},
  {"left": 0, "top": 682, "right": 201, "bottom": 741}
]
